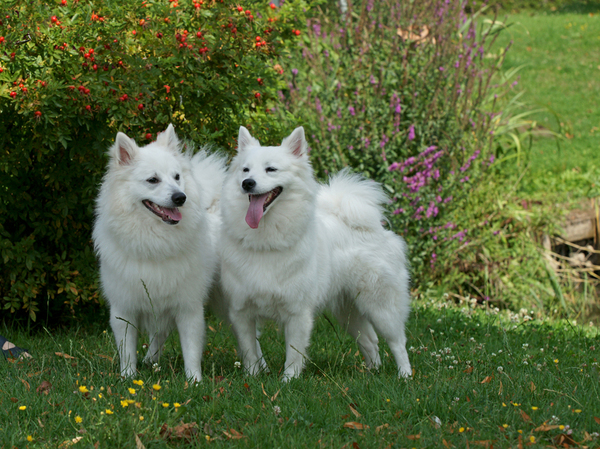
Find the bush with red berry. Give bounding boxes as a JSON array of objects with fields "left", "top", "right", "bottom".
[{"left": 0, "top": 0, "right": 305, "bottom": 323}]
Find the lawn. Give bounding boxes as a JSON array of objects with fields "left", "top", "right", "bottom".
[
  {"left": 2, "top": 300, "right": 599, "bottom": 448},
  {"left": 493, "top": 5, "right": 600, "bottom": 189}
]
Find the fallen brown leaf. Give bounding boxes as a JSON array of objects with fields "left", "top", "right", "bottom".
[
  {"left": 442, "top": 438, "right": 452, "bottom": 448},
  {"left": 554, "top": 433, "right": 577, "bottom": 447},
  {"left": 480, "top": 376, "right": 493, "bottom": 384},
  {"left": 463, "top": 366, "right": 473, "bottom": 374},
  {"left": 375, "top": 423, "right": 389, "bottom": 433},
  {"left": 594, "top": 416, "right": 600, "bottom": 425},
  {"left": 343, "top": 422, "right": 369, "bottom": 430},
  {"left": 469, "top": 441, "right": 495, "bottom": 448},
  {"left": 98, "top": 354, "right": 113, "bottom": 362},
  {"left": 223, "top": 428, "right": 245, "bottom": 439},
  {"left": 520, "top": 409, "right": 531, "bottom": 423},
  {"left": 55, "top": 352, "right": 75, "bottom": 359},
  {"left": 160, "top": 422, "right": 198, "bottom": 441},
  {"left": 58, "top": 436, "right": 83, "bottom": 448},
  {"left": 349, "top": 404, "right": 361, "bottom": 418},
  {"left": 36, "top": 380, "right": 52, "bottom": 395},
  {"left": 407, "top": 434, "right": 421, "bottom": 440},
  {"left": 535, "top": 423, "right": 560, "bottom": 432},
  {"left": 20, "top": 378, "right": 31, "bottom": 391}
]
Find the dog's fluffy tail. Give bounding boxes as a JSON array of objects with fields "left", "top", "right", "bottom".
[
  {"left": 318, "top": 168, "right": 388, "bottom": 231},
  {"left": 191, "top": 150, "right": 227, "bottom": 211}
]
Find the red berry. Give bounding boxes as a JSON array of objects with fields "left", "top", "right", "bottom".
[
  {"left": 0, "top": 36, "right": 4, "bottom": 43},
  {"left": 9, "top": 91, "right": 16, "bottom": 98},
  {"left": 196, "top": 31, "right": 202, "bottom": 38},
  {"left": 0, "top": 67, "right": 3, "bottom": 72},
  {"left": 245, "top": 10, "right": 250, "bottom": 15},
  {"left": 254, "top": 92, "right": 261, "bottom": 98},
  {"left": 256, "top": 36, "right": 261, "bottom": 42},
  {"left": 237, "top": 6, "right": 243, "bottom": 11},
  {"left": 270, "top": 2, "right": 276, "bottom": 8},
  {"left": 156, "top": 32, "right": 163, "bottom": 38},
  {"left": 138, "top": 104, "right": 144, "bottom": 110},
  {"left": 145, "top": 133, "right": 152, "bottom": 140},
  {"left": 257, "top": 77, "right": 263, "bottom": 85},
  {"left": 132, "top": 30, "right": 136, "bottom": 35},
  {"left": 34, "top": 110, "right": 42, "bottom": 117},
  {"left": 93, "top": 64, "right": 98, "bottom": 71},
  {"left": 85, "top": 105, "right": 91, "bottom": 111},
  {"left": 61, "top": 0, "right": 67, "bottom": 5},
  {"left": 51, "top": 16, "right": 58, "bottom": 23}
]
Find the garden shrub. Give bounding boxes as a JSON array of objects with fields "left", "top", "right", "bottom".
[
  {"left": 275, "top": 0, "right": 566, "bottom": 314},
  {"left": 0, "top": 0, "right": 305, "bottom": 323}
]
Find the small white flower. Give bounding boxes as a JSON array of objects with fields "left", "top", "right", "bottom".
[
  {"left": 497, "top": 366, "right": 504, "bottom": 373},
  {"left": 273, "top": 406, "right": 281, "bottom": 416},
  {"left": 234, "top": 361, "right": 241, "bottom": 369}
]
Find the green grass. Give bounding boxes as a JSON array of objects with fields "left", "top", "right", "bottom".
[
  {"left": 493, "top": 7, "right": 600, "bottom": 192},
  {"left": 2, "top": 301, "right": 599, "bottom": 448}
]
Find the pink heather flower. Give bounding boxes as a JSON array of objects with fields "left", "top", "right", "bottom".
[
  {"left": 408, "top": 125, "right": 415, "bottom": 141},
  {"left": 388, "top": 162, "right": 400, "bottom": 171},
  {"left": 348, "top": 106, "right": 355, "bottom": 116}
]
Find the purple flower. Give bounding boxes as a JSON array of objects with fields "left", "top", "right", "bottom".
[
  {"left": 348, "top": 106, "right": 355, "bottom": 116},
  {"left": 291, "top": 68, "right": 298, "bottom": 76},
  {"left": 388, "top": 162, "right": 400, "bottom": 171},
  {"left": 315, "top": 97, "right": 322, "bottom": 114},
  {"left": 408, "top": 125, "right": 415, "bottom": 141}
]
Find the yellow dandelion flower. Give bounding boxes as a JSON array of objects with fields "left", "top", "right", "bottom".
[
  {"left": 139, "top": 416, "right": 144, "bottom": 421},
  {"left": 205, "top": 435, "right": 211, "bottom": 441},
  {"left": 162, "top": 402, "right": 169, "bottom": 408},
  {"left": 127, "top": 399, "right": 135, "bottom": 404},
  {"left": 554, "top": 359, "right": 559, "bottom": 364},
  {"left": 121, "top": 400, "right": 129, "bottom": 408},
  {"left": 133, "top": 380, "right": 144, "bottom": 386},
  {"left": 27, "top": 436, "right": 33, "bottom": 442},
  {"left": 530, "top": 436, "right": 536, "bottom": 443},
  {"left": 574, "top": 409, "right": 582, "bottom": 413},
  {"left": 459, "top": 427, "right": 465, "bottom": 433},
  {"left": 559, "top": 425, "right": 565, "bottom": 430},
  {"left": 386, "top": 399, "right": 390, "bottom": 403},
  {"left": 75, "top": 416, "right": 83, "bottom": 424},
  {"left": 152, "top": 384, "right": 161, "bottom": 391},
  {"left": 531, "top": 406, "right": 538, "bottom": 410},
  {"left": 502, "top": 424, "right": 509, "bottom": 429},
  {"left": 106, "top": 409, "right": 114, "bottom": 415},
  {"left": 79, "top": 386, "right": 89, "bottom": 394},
  {"left": 174, "top": 402, "right": 181, "bottom": 408},
  {"left": 18, "top": 406, "right": 26, "bottom": 411},
  {"left": 98, "top": 393, "right": 103, "bottom": 399},
  {"left": 502, "top": 402, "right": 507, "bottom": 407},
  {"left": 518, "top": 430, "right": 523, "bottom": 434},
  {"left": 128, "top": 388, "right": 136, "bottom": 395}
]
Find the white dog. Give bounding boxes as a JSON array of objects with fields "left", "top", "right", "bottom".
[
  {"left": 93, "top": 124, "right": 225, "bottom": 381},
  {"left": 220, "top": 126, "right": 412, "bottom": 381}
]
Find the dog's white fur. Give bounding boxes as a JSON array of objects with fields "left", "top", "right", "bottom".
[
  {"left": 93, "top": 124, "right": 225, "bottom": 381},
  {"left": 220, "top": 126, "right": 412, "bottom": 381}
]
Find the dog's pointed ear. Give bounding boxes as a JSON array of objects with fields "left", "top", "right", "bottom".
[
  {"left": 237, "top": 126, "right": 260, "bottom": 153},
  {"left": 156, "top": 123, "right": 180, "bottom": 151},
  {"left": 112, "top": 132, "right": 138, "bottom": 166},
  {"left": 282, "top": 126, "right": 307, "bottom": 157}
]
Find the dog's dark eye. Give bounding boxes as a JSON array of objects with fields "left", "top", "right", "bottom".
[
  {"left": 174, "top": 174, "right": 180, "bottom": 181},
  {"left": 243, "top": 167, "right": 249, "bottom": 173},
  {"left": 266, "top": 167, "right": 277, "bottom": 173},
  {"left": 147, "top": 177, "right": 159, "bottom": 184}
]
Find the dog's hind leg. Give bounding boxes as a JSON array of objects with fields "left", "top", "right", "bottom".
[
  {"left": 365, "top": 304, "right": 411, "bottom": 378},
  {"left": 255, "top": 324, "right": 269, "bottom": 372},
  {"left": 143, "top": 324, "right": 169, "bottom": 365},
  {"left": 334, "top": 304, "right": 381, "bottom": 369},
  {"left": 110, "top": 311, "right": 139, "bottom": 378},
  {"left": 230, "top": 309, "right": 263, "bottom": 375}
]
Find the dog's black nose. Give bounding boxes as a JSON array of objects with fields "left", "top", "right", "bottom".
[
  {"left": 171, "top": 191, "right": 186, "bottom": 206},
  {"left": 242, "top": 178, "right": 256, "bottom": 192}
]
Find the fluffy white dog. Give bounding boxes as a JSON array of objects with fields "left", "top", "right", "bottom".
[
  {"left": 93, "top": 124, "right": 225, "bottom": 381},
  {"left": 220, "top": 126, "right": 412, "bottom": 381}
]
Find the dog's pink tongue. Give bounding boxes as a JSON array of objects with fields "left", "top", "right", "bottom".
[
  {"left": 164, "top": 208, "right": 182, "bottom": 221},
  {"left": 245, "top": 194, "right": 268, "bottom": 229}
]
